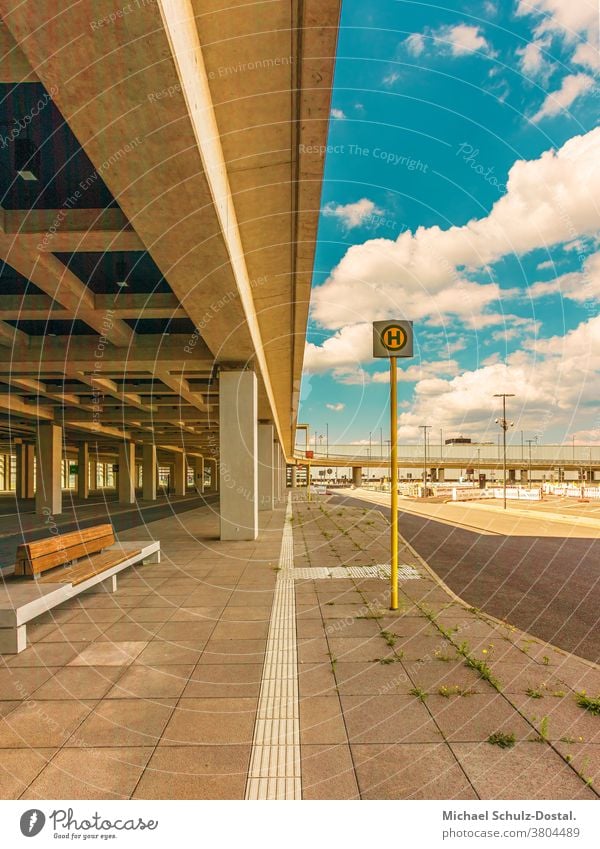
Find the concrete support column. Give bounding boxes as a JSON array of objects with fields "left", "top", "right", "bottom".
[
  {"left": 521, "top": 469, "right": 528, "bottom": 484},
  {"left": 193, "top": 456, "right": 205, "bottom": 494},
  {"left": 118, "top": 441, "right": 136, "bottom": 505},
  {"left": 290, "top": 465, "right": 297, "bottom": 489},
  {"left": 174, "top": 453, "right": 186, "bottom": 497},
  {"left": 352, "top": 466, "right": 362, "bottom": 487},
  {"left": 437, "top": 468, "right": 445, "bottom": 482},
  {"left": 142, "top": 443, "right": 157, "bottom": 501},
  {"left": 77, "top": 443, "right": 89, "bottom": 500},
  {"left": 16, "top": 442, "right": 35, "bottom": 500},
  {"left": 258, "top": 423, "right": 274, "bottom": 511},
  {"left": 219, "top": 370, "right": 258, "bottom": 541},
  {"left": 36, "top": 424, "right": 62, "bottom": 516},
  {"left": 90, "top": 459, "right": 97, "bottom": 491},
  {"left": 508, "top": 469, "right": 516, "bottom": 482}
]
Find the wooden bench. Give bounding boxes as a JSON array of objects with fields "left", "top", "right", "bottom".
[{"left": 0, "top": 524, "right": 160, "bottom": 654}]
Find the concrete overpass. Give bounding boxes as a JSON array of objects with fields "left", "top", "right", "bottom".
[
  {"left": 294, "top": 443, "right": 600, "bottom": 483},
  {"left": 0, "top": 1, "right": 341, "bottom": 537}
]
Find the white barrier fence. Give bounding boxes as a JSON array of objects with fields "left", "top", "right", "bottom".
[
  {"left": 452, "top": 487, "right": 541, "bottom": 502},
  {"left": 543, "top": 484, "right": 600, "bottom": 499}
]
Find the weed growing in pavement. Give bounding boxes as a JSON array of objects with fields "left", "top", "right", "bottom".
[
  {"left": 409, "top": 686, "right": 428, "bottom": 702},
  {"left": 534, "top": 716, "right": 550, "bottom": 743},
  {"left": 542, "top": 656, "right": 550, "bottom": 666},
  {"left": 575, "top": 692, "right": 600, "bottom": 715},
  {"left": 553, "top": 690, "right": 567, "bottom": 698},
  {"left": 380, "top": 630, "right": 397, "bottom": 648},
  {"left": 488, "top": 731, "right": 516, "bottom": 749},
  {"left": 526, "top": 688, "right": 544, "bottom": 699},
  {"left": 434, "top": 650, "right": 454, "bottom": 662},
  {"left": 438, "top": 685, "right": 476, "bottom": 698},
  {"left": 376, "top": 653, "right": 403, "bottom": 665}
]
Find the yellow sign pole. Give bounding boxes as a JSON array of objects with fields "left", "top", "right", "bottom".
[
  {"left": 390, "top": 357, "right": 399, "bottom": 610},
  {"left": 307, "top": 461, "right": 311, "bottom": 502}
]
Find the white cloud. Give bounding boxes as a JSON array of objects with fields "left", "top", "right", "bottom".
[
  {"left": 572, "top": 42, "right": 600, "bottom": 72},
  {"left": 323, "top": 198, "right": 384, "bottom": 230},
  {"left": 528, "top": 250, "right": 600, "bottom": 302},
  {"left": 405, "top": 33, "right": 425, "bottom": 56},
  {"left": 304, "top": 323, "right": 373, "bottom": 375},
  {"left": 330, "top": 108, "right": 346, "bottom": 120},
  {"left": 536, "top": 259, "right": 555, "bottom": 270},
  {"left": 311, "top": 128, "right": 600, "bottom": 331},
  {"left": 396, "top": 313, "right": 600, "bottom": 439},
  {"left": 531, "top": 73, "right": 595, "bottom": 122},
  {"left": 404, "top": 24, "right": 495, "bottom": 59},
  {"left": 382, "top": 71, "right": 400, "bottom": 86},
  {"left": 326, "top": 402, "right": 345, "bottom": 412},
  {"left": 516, "top": 0, "right": 599, "bottom": 44},
  {"left": 517, "top": 38, "right": 552, "bottom": 80}
]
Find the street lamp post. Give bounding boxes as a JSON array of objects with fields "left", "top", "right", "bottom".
[
  {"left": 526, "top": 438, "right": 536, "bottom": 490},
  {"left": 494, "top": 394, "right": 515, "bottom": 510},
  {"left": 419, "top": 425, "right": 431, "bottom": 497}
]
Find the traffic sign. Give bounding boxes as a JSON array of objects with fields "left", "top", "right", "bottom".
[{"left": 373, "top": 320, "right": 414, "bottom": 358}]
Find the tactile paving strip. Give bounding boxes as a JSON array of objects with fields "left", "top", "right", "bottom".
[
  {"left": 245, "top": 495, "right": 301, "bottom": 800},
  {"left": 293, "top": 564, "right": 421, "bottom": 580}
]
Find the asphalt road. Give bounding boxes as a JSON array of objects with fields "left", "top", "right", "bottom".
[{"left": 334, "top": 494, "right": 600, "bottom": 664}]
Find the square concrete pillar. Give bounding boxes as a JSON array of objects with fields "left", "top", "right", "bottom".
[
  {"left": 142, "top": 443, "right": 157, "bottom": 501},
  {"left": 118, "top": 441, "right": 136, "bottom": 505},
  {"left": 174, "top": 453, "right": 186, "bottom": 496},
  {"left": 290, "top": 466, "right": 297, "bottom": 488},
  {"left": 78, "top": 443, "right": 89, "bottom": 500},
  {"left": 219, "top": 370, "right": 258, "bottom": 540},
  {"left": 36, "top": 424, "right": 62, "bottom": 516},
  {"left": 16, "top": 442, "right": 35, "bottom": 499},
  {"left": 258, "top": 423, "right": 274, "bottom": 511},
  {"left": 352, "top": 466, "right": 362, "bottom": 487},
  {"left": 193, "top": 456, "right": 204, "bottom": 494}
]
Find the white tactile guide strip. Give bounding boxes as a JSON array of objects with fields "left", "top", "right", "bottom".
[
  {"left": 245, "top": 494, "right": 301, "bottom": 800},
  {"left": 293, "top": 564, "right": 421, "bottom": 580}
]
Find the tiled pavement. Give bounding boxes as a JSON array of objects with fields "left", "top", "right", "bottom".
[{"left": 0, "top": 491, "right": 599, "bottom": 799}]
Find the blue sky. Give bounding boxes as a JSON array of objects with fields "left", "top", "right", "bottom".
[{"left": 300, "top": 0, "right": 599, "bottom": 448}]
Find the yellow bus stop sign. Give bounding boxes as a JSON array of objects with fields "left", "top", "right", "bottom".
[{"left": 373, "top": 320, "right": 413, "bottom": 358}]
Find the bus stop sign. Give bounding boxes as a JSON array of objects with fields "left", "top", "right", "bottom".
[{"left": 373, "top": 320, "right": 414, "bottom": 358}]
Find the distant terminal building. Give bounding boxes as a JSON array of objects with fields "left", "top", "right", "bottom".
[{"left": 445, "top": 437, "right": 472, "bottom": 445}]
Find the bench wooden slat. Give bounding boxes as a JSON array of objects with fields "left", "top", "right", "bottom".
[
  {"left": 39, "top": 548, "right": 143, "bottom": 586},
  {"left": 15, "top": 524, "right": 115, "bottom": 577}
]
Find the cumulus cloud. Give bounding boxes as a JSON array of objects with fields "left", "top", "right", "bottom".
[
  {"left": 382, "top": 71, "right": 400, "bottom": 86},
  {"left": 572, "top": 42, "right": 600, "bottom": 72},
  {"left": 528, "top": 250, "right": 600, "bottom": 302},
  {"left": 322, "top": 198, "right": 384, "bottom": 230},
  {"left": 403, "top": 24, "right": 495, "bottom": 59},
  {"left": 326, "top": 402, "right": 345, "bottom": 412},
  {"left": 517, "top": 38, "right": 552, "bottom": 80},
  {"left": 396, "top": 313, "right": 600, "bottom": 439},
  {"left": 330, "top": 108, "right": 346, "bottom": 120},
  {"left": 516, "top": 0, "right": 599, "bottom": 44},
  {"left": 531, "top": 73, "right": 595, "bottom": 122},
  {"left": 311, "top": 128, "right": 600, "bottom": 331}
]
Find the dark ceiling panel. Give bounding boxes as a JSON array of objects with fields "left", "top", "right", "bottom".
[
  {"left": 54, "top": 250, "right": 172, "bottom": 295},
  {"left": 0, "top": 82, "right": 117, "bottom": 210}
]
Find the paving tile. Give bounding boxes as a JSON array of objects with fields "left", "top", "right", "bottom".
[
  {"left": 0, "top": 667, "right": 56, "bottom": 699},
  {"left": 0, "top": 748, "right": 56, "bottom": 799},
  {"left": 327, "top": 637, "right": 396, "bottom": 664},
  {"left": 341, "top": 694, "right": 442, "bottom": 743},
  {"left": 451, "top": 742, "right": 597, "bottom": 799},
  {"left": 99, "top": 622, "right": 162, "bottom": 642},
  {"left": 169, "top": 607, "right": 223, "bottom": 622},
  {"left": 68, "top": 641, "right": 147, "bottom": 667},
  {"left": 220, "top": 606, "right": 272, "bottom": 622},
  {"left": 352, "top": 743, "right": 478, "bottom": 799},
  {"left": 160, "top": 698, "right": 257, "bottom": 746},
  {"left": 554, "top": 742, "right": 600, "bottom": 788},
  {"left": 298, "top": 662, "right": 338, "bottom": 698},
  {"left": 183, "top": 664, "right": 263, "bottom": 698},
  {"left": 32, "top": 666, "right": 125, "bottom": 700},
  {"left": 6, "top": 642, "right": 84, "bottom": 668},
  {"left": 210, "top": 621, "right": 270, "bottom": 641},
  {"left": 67, "top": 608, "right": 126, "bottom": 624},
  {"left": 301, "top": 744, "right": 359, "bottom": 799},
  {"left": 426, "top": 694, "right": 534, "bottom": 742},
  {"left": 300, "top": 696, "right": 347, "bottom": 744},
  {"left": 487, "top": 662, "right": 569, "bottom": 695},
  {"left": 133, "top": 745, "right": 250, "bottom": 799},
  {"left": 509, "top": 692, "right": 600, "bottom": 743},
  {"left": 27, "top": 747, "right": 153, "bottom": 800},
  {"left": 0, "top": 700, "right": 95, "bottom": 748},
  {"left": 106, "top": 664, "right": 194, "bottom": 699},
  {"left": 69, "top": 699, "right": 176, "bottom": 747},
  {"left": 335, "top": 661, "right": 416, "bottom": 696},
  {"left": 200, "top": 640, "right": 266, "bottom": 664},
  {"left": 155, "top": 621, "right": 215, "bottom": 641},
  {"left": 136, "top": 640, "right": 205, "bottom": 667},
  {"left": 405, "top": 661, "right": 485, "bottom": 694},
  {"left": 297, "top": 619, "right": 326, "bottom": 639},
  {"left": 122, "top": 607, "right": 176, "bottom": 623}
]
